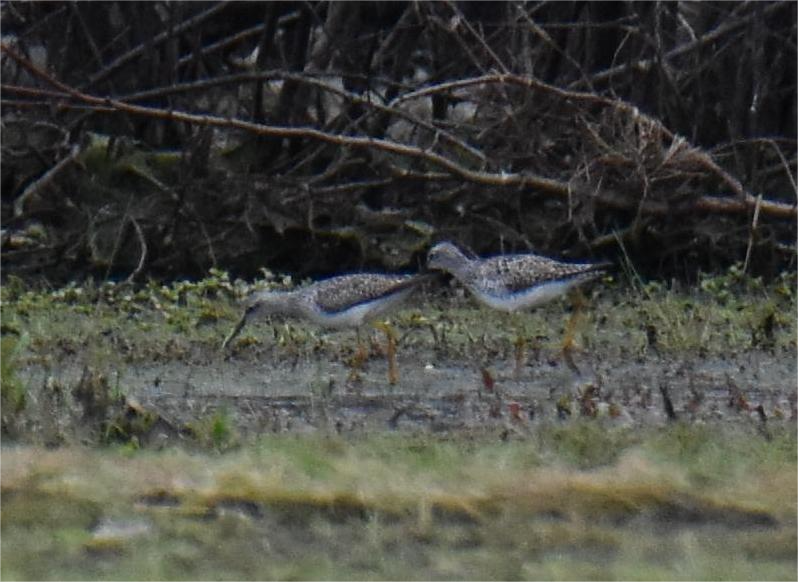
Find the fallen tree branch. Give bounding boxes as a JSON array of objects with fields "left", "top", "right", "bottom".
[
  {"left": 116, "top": 71, "right": 487, "bottom": 165},
  {"left": 2, "top": 41, "right": 794, "bottom": 221},
  {"left": 391, "top": 72, "right": 796, "bottom": 219},
  {"left": 1, "top": 42, "right": 564, "bottom": 195}
]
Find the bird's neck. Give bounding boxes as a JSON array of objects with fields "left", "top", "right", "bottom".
[
  {"left": 254, "top": 290, "right": 302, "bottom": 318},
  {"left": 446, "top": 250, "right": 474, "bottom": 279}
]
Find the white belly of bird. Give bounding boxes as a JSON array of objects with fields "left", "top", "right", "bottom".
[
  {"left": 471, "top": 278, "right": 586, "bottom": 312},
  {"left": 304, "top": 288, "right": 414, "bottom": 328}
]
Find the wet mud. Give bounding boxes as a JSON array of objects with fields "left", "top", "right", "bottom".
[{"left": 18, "top": 341, "right": 796, "bottom": 441}]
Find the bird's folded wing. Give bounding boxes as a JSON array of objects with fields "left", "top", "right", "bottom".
[
  {"left": 474, "top": 256, "right": 608, "bottom": 296},
  {"left": 313, "top": 274, "right": 421, "bottom": 313}
]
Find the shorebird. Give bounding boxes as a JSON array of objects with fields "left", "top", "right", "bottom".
[
  {"left": 426, "top": 242, "right": 609, "bottom": 374},
  {"left": 222, "top": 272, "right": 432, "bottom": 384}
]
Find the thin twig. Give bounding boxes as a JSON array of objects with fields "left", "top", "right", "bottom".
[
  {"left": 14, "top": 143, "right": 81, "bottom": 217},
  {"left": 764, "top": 138, "right": 798, "bottom": 200},
  {"left": 742, "top": 193, "right": 762, "bottom": 274},
  {"left": 81, "top": 2, "right": 230, "bottom": 90},
  {"left": 568, "top": 2, "right": 784, "bottom": 89},
  {"left": 125, "top": 216, "right": 148, "bottom": 284}
]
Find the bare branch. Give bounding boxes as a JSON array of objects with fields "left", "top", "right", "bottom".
[
  {"left": 81, "top": 2, "right": 230, "bottom": 90},
  {"left": 14, "top": 143, "right": 82, "bottom": 217},
  {"left": 125, "top": 217, "right": 148, "bottom": 284},
  {"left": 569, "top": 2, "right": 786, "bottom": 89}
]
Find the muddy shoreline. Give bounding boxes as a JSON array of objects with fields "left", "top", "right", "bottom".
[{"left": 16, "top": 343, "right": 796, "bottom": 442}]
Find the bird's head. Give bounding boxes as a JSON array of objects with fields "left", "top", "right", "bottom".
[
  {"left": 221, "top": 290, "right": 299, "bottom": 350},
  {"left": 426, "top": 241, "right": 471, "bottom": 275},
  {"left": 243, "top": 290, "right": 298, "bottom": 319}
]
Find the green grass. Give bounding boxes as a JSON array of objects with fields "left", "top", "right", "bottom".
[
  {"left": 1, "top": 266, "right": 795, "bottom": 371},
  {"left": 2, "top": 426, "right": 795, "bottom": 580},
  {"left": 1, "top": 336, "right": 28, "bottom": 436}
]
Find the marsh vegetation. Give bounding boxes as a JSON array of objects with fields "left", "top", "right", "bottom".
[{"left": 1, "top": 268, "right": 796, "bottom": 580}]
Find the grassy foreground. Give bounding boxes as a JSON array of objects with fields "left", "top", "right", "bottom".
[{"left": 2, "top": 424, "right": 796, "bottom": 581}]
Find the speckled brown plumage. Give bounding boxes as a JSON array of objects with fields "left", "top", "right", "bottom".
[
  {"left": 223, "top": 272, "right": 432, "bottom": 349},
  {"left": 236, "top": 271, "right": 434, "bottom": 332},
  {"left": 427, "top": 241, "right": 609, "bottom": 312},
  {"left": 466, "top": 254, "right": 607, "bottom": 297},
  {"left": 305, "top": 273, "right": 420, "bottom": 314}
]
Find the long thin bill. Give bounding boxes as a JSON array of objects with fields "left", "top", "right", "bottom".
[{"left": 221, "top": 309, "right": 250, "bottom": 350}]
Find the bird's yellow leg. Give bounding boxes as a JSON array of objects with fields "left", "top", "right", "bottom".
[
  {"left": 374, "top": 321, "right": 398, "bottom": 385},
  {"left": 562, "top": 288, "right": 587, "bottom": 373},
  {"left": 512, "top": 312, "right": 527, "bottom": 380},
  {"left": 347, "top": 328, "right": 367, "bottom": 383}
]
